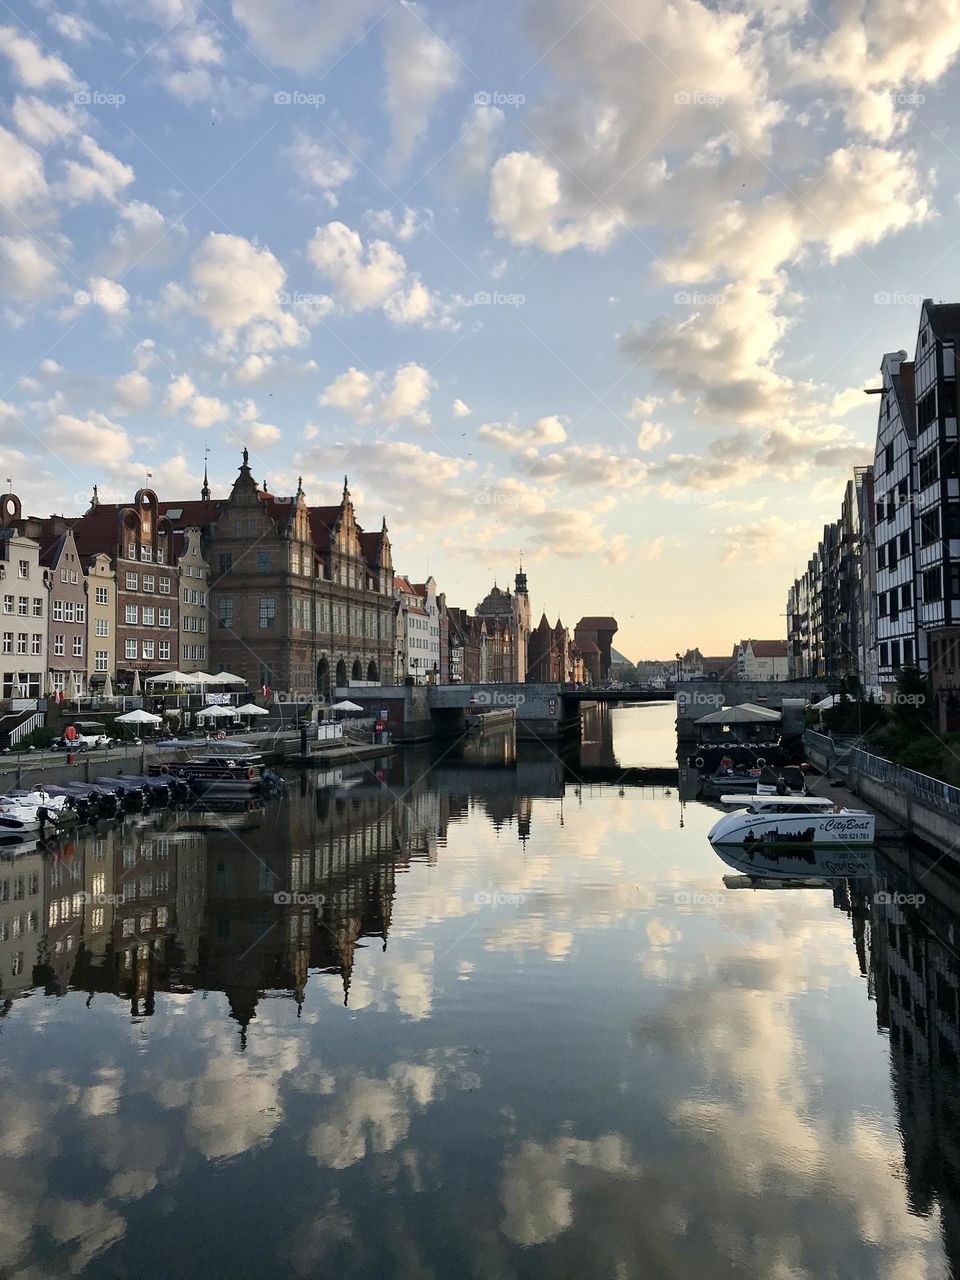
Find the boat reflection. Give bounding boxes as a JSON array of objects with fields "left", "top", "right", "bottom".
[{"left": 711, "top": 840, "right": 877, "bottom": 888}]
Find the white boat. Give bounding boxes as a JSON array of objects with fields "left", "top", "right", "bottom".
[
  {"left": 708, "top": 794, "right": 875, "bottom": 849},
  {"left": 0, "top": 789, "right": 76, "bottom": 832}
]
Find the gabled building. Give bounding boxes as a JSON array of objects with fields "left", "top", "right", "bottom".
[
  {"left": 0, "top": 493, "right": 46, "bottom": 702},
  {"left": 31, "top": 525, "right": 87, "bottom": 696},
  {"left": 475, "top": 570, "right": 532, "bottom": 683},
  {"left": 207, "top": 457, "right": 394, "bottom": 697},
  {"left": 575, "top": 616, "right": 618, "bottom": 684},
  {"left": 736, "top": 639, "right": 789, "bottom": 681},
  {"left": 86, "top": 552, "right": 116, "bottom": 688}
]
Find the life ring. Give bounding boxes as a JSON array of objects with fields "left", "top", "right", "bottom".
[
  {"left": 246, "top": 766, "right": 255, "bottom": 781},
  {"left": 694, "top": 756, "right": 704, "bottom": 769},
  {"left": 160, "top": 765, "right": 170, "bottom": 775},
  {"left": 756, "top": 757, "right": 766, "bottom": 767},
  {"left": 216, "top": 730, "right": 226, "bottom": 741},
  {"left": 720, "top": 756, "right": 734, "bottom": 771}
]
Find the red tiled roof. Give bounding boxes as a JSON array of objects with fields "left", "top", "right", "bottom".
[
  {"left": 160, "top": 499, "right": 223, "bottom": 526},
  {"left": 748, "top": 640, "right": 788, "bottom": 657},
  {"left": 308, "top": 505, "right": 342, "bottom": 548},
  {"left": 394, "top": 575, "right": 415, "bottom": 595}
]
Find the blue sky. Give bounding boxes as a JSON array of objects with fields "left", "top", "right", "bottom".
[{"left": 1, "top": 0, "right": 960, "bottom": 658}]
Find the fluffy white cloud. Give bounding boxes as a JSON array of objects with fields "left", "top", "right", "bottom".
[
  {"left": 230, "top": 0, "right": 390, "bottom": 72},
  {"left": 285, "top": 134, "right": 354, "bottom": 205},
  {"left": 171, "top": 232, "right": 306, "bottom": 354},
  {"left": 12, "top": 95, "right": 85, "bottom": 146},
  {"left": 86, "top": 276, "right": 129, "bottom": 317},
  {"left": 478, "top": 415, "right": 568, "bottom": 453},
  {"left": 0, "top": 25, "right": 79, "bottom": 88},
  {"left": 635, "top": 421, "right": 671, "bottom": 451},
  {"left": 48, "top": 13, "right": 105, "bottom": 43},
  {"left": 104, "top": 200, "right": 186, "bottom": 274},
  {"left": 0, "top": 236, "right": 60, "bottom": 299},
  {"left": 383, "top": 3, "right": 458, "bottom": 172},
  {"left": 0, "top": 126, "right": 49, "bottom": 216},
  {"left": 306, "top": 221, "right": 448, "bottom": 326},
  {"left": 490, "top": 152, "right": 619, "bottom": 253},
  {"left": 58, "top": 136, "right": 135, "bottom": 205},
  {"left": 320, "top": 362, "right": 434, "bottom": 425},
  {"left": 48, "top": 412, "right": 131, "bottom": 464},
  {"left": 452, "top": 398, "right": 471, "bottom": 417},
  {"left": 244, "top": 420, "right": 282, "bottom": 446},
  {"left": 113, "top": 370, "right": 152, "bottom": 414},
  {"left": 161, "top": 372, "right": 227, "bottom": 427}
]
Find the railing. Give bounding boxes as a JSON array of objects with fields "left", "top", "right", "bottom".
[
  {"left": 9, "top": 712, "right": 44, "bottom": 747},
  {"left": 804, "top": 728, "right": 960, "bottom": 813}
]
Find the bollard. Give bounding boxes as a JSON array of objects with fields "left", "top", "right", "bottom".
[{"left": 67, "top": 751, "right": 75, "bottom": 766}]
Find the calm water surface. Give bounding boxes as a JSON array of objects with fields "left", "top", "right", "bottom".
[{"left": 1, "top": 702, "right": 958, "bottom": 1279}]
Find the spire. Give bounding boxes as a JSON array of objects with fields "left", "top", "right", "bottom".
[
  {"left": 200, "top": 460, "right": 210, "bottom": 502},
  {"left": 296, "top": 475, "right": 304, "bottom": 498},
  {"left": 91, "top": 484, "right": 99, "bottom": 509}
]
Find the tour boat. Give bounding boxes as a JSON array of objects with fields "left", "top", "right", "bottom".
[
  {"left": 0, "top": 789, "right": 77, "bottom": 832},
  {"left": 151, "top": 752, "right": 266, "bottom": 798},
  {"left": 708, "top": 794, "right": 876, "bottom": 850}
]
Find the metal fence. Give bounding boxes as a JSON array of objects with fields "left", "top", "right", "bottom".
[{"left": 804, "top": 728, "right": 960, "bottom": 813}]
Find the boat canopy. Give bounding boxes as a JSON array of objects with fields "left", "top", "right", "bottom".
[
  {"left": 721, "top": 794, "right": 835, "bottom": 809},
  {"left": 695, "top": 703, "right": 782, "bottom": 725}
]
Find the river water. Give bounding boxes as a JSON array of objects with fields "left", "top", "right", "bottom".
[{"left": 1, "top": 702, "right": 958, "bottom": 1279}]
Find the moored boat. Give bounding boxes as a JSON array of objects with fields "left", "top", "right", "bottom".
[
  {"left": 150, "top": 753, "right": 266, "bottom": 798},
  {"left": 708, "top": 794, "right": 876, "bottom": 849}
]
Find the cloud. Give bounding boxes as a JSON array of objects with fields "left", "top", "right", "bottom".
[
  {"left": 284, "top": 134, "right": 354, "bottom": 205},
  {"left": 452, "top": 398, "right": 471, "bottom": 417},
  {"left": 0, "top": 25, "right": 79, "bottom": 89},
  {"left": 230, "top": 0, "right": 391, "bottom": 72},
  {"left": 104, "top": 200, "right": 186, "bottom": 274},
  {"left": 0, "top": 126, "right": 49, "bottom": 217},
  {"left": 86, "top": 276, "right": 129, "bottom": 317},
  {"left": 490, "top": 152, "right": 619, "bottom": 253},
  {"left": 478, "top": 415, "right": 568, "bottom": 453},
  {"left": 12, "top": 95, "right": 85, "bottom": 146},
  {"left": 365, "top": 206, "right": 432, "bottom": 241},
  {"left": 306, "top": 221, "right": 449, "bottom": 326},
  {"left": 113, "top": 370, "right": 152, "bottom": 414},
  {"left": 635, "top": 421, "right": 671, "bottom": 451},
  {"left": 0, "top": 236, "right": 60, "bottom": 299},
  {"left": 383, "top": 3, "right": 458, "bottom": 173},
  {"left": 58, "top": 136, "right": 135, "bottom": 205},
  {"left": 161, "top": 372, "right": 227, "bottom": 426},
  {"left": 319, "top": 362, "right": 434, "bottom": 425},
  {"left": 48, "top": 412, "right": 131, "bottom": 464},
  {"left": 48, "top": 13, "right": 106, "bottom": 43},
  {"left": 457, "top": 103, "right": 504, "bottom": 185},
  {"left": 525, "top": 444, "right": 649, "bottom": 490},
  {"left": 169, "top": 232, "right": 306, "bottom": 354}
]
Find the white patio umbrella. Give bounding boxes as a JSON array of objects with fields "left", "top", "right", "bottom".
[
  {"left": 115, "top": 707, "right": 161, "bottom": 737},
  {"left": 131, "top": 670, "right": 141, "bottom": 695},
  {"left": 235, "top": 703, "right": 269, "bottom": 717},
  {"left": 205, "top": 671, "right": 244, "bottom": 685},
  {"left": 145, "top": 670, "right": 197, "bottom": 685},
  {"left": 331, "top": 700, "right": 363, "bottom": 713},
  {"left": 102, "top": 672, "right": 114, "bottom": 699},
  {"left": 64, "top": 671, "right": 78, "bottom": 703},
  {"left": 197, "top": 704, "right": 238, "bottom": 719}
]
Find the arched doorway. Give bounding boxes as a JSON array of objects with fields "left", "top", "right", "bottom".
[
  {"left": 335, "top": 658, "right": 347, "bottom": 689},
  {"left": 351, "top": 658, "right": 363, "bottom": 682},
  {"left": 366, "top": 659, "right": 379, "bottom": 683},
  {"left": 317, "top": 656, "right": 330, "bottom": 699}
]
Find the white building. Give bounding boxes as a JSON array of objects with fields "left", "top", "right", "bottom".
[
  {"left": 736, "top": 639, "right": 789, "bottom": 681},
  {"left": 0, "top": 521, "right": 47, "bottom": 703}
]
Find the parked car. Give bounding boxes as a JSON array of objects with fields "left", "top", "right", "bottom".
[{"left": 59, "top": 721, "right": 115, "bottom": 750}]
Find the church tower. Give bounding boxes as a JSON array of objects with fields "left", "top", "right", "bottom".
[{"left": 513, "top": 563, "right": 531, "bottom": 682}]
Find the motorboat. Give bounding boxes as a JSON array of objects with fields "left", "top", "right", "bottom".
[
  {"left": 708, "top": 794, "right": 876, "bottom": 849},
  {"left": 150, "top": 752, "right": 266, "bottom": 798},
  {"left": 699, "top": 762, "right": 808, "bottom": 800},
  {"left": 0, "top": 788, "right": 78, "bottom": 832}
]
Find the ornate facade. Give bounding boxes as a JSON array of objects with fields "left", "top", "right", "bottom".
[{"left": 474, "top": 569, "right": 531, "bottom": 683}]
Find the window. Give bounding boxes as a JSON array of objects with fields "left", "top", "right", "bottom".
[
  {"left": 921, "top": 509, "right": 941, "bottom": 546},
  {"left": 218, "top": 598, "right": 234, "bottom": 629},
  {"left": 182, "top": 588, "right": 190, "bottom": 604},
  {"left": 31, "top": 597, "right": 41, "bottom": 617},
  {"left": 52, "top": 599, "right": 63, "bottom": 621},
  {"left": 16, "top": 635, "right": 26, "bottom": 654},
  {"left": 142, "top": 607, "right": 155, "bottom": 627},
  {"left": 17, "top": 596, "right": 27, "bottom": 616},
  {"left": 125, "top": 605, "right": 138, "bottom": 625},
  {"left": 158, "top": 641, "right": 171, "bottom": 661},
  {"left": 257, "top": 551, "right": 272, "bottom": 573},
  {"left": 944, "top": 441, "right": 960, "bottom": 480},
  {"left": 126, "top": 572, "right": 138, "bottom": 590},
  {"left": 159, "top": 577, "right": 171, "bottom": 594},
  {"left": 951, "top": 565, "right": 960, "bottom": 599},
  {"left": 2, "top": 595, "right": 11, "bottom": 614},
  {"left": 95, "top": 586, "right": 108, "bottom": 605},
  {"left": 259, "top": 596, "right": 276, "bottom": 628},
  {"left": 17, "top": 560, "right": 28, "bottom": 579},
  {"left": 919, "top": 448, "right": 940, "bottom": 490},
  {"left": 158, "top": 608, "right": 170, "bottom": 627},
  {"left": 142, "top": 640, "right": 154, "bottom": 659},
  {"left": 70, "top": 569, "right": 78, "bottom": 584},
  {"left": 891, "top": 640, "right": 901, "bottom": 668},
  {"left": 917, "top": 389, "right": 937, "bottom": 431},
  {"left": 31, "top": 634, "right": 41, "bottom": 655},
  {"left": 142, "top": 575, "right": 154, "bottom": 592},
  {"left": 63, "top": 601, "right": 75, "bottom": 623},
  {"left": 2, "top": 633, "right": 11, "bottom": 654},
  {"left": 53, "top": 634, "right": 64, "bottom": 656},
  {"left": 72, "top": 636, "right": 83, "bottom": 657},
  {"left": 95, "top": 650, "right": 108, "bottom": 672},
  {"left": 157, "top": 548, "right": 164, "bottom": 564},
  {"left": 60, "top": 568, "right": 68, "bottom": 583},
  {"left": 141, "top": 544, "right": 152, "bottom": 562},
  {"left": 884, "top": 442, "right": 894, "bottom": 473},
  {"left": 899, "top": 531, "right": 910, "bottom": 556},
  {"left": 95, "top": 618, "right": 109, "bottom": 636},
  {"left": 923, "top": 567, "right": 943, "bottom": 601},
  {"left": 125, "top": 639, "right": 137, "bottom": 659},
  {"left": 901, "top": 582, "right": 912, "bottom": 608},
  {"left": 218, "top": 552, "right": 233, "bottom": 576}
]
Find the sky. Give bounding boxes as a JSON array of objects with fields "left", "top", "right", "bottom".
[{"left": 1, "top": 0, "right": 960, "bottom": 660}]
